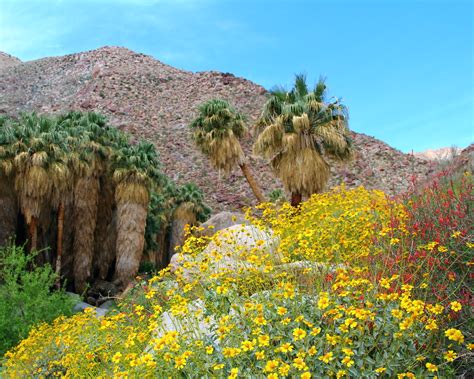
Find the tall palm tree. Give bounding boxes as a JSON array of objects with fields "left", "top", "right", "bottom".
[
  {"left": 63, "top": 113, "right": 107, "bottom": 293},
  {"left": 13, "top": 114, "right": 69, "bottom": 252},
  {"left": 113, "top": 141, "right": 160, "bottom": 287},
  {"left": 189, "top": 99, "right": 266, "bottom": 203},
  {"left": 254, "top": 75, "right": 353, "bottom": 206},
  {"left": 0, "top": 116, "right": 18, "bottom": 247}
]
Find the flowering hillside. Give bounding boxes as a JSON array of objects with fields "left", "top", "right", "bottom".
[{"left": 2, "top": 172, "right": 472, "bottom": 378}]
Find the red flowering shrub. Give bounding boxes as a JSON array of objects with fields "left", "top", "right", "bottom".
[{"left": 381, "top": 171, "right": 473, "bottom": 308}]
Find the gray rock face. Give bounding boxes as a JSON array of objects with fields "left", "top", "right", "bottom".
[
  {"left": 99, "top": 299, "right": 116, "bottom": 310},
  {"left": 72, "top": 301, "right": 108, "bottom": 317},
  {"left": 198, "top": 211, "right": 249, "bottom": 237},
  {"left": 202, "top": 224, "right": 279, "bottom": 257},
  {"left": 170, "top": 224, "right": 280, "bottom": 282},
  {"left": 153, "top": 299, "right": 214, "bottom": 340}
]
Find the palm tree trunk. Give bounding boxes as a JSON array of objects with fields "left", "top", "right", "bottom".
[
  {"left": 156, "top": 223, "right": 169, "bottom": 270},
  {"left": 114, "top": 200, "right": 148, "bottom": 288},
  {"left": 291, "top": 192, "right": 302, "bottom": 207},
  {"left": 73, "top": 176, "right": 99, "bottom": 294},
  {"left": 168, "top": 203, "right": 196, "bottom": 260},
  {"left": 59, "top": 193, "right": 75, "bottom": 287},
  {"left": 96, "top": 208, "right": 117, "bottom": 280},
  {"left": 29, "top": 216, "right": 38, "bottom": 252},
  {"left": 93, "top": 178, "right": 116, "bottom": 280},
  {"left": 0, "top": 174, "right": 18, "bottom": 247},
  {"left": 239, "top": 163, "right": 266, "bottom": 203},
  {"left": 55, "top": 201, "right": 64, "bottom": 288}
]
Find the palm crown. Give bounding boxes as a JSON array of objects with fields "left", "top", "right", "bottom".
[
  {"left": 189, "top": 99, "right": 266, "bottom": 203},
  {"left": 190, "top": 99, "right": 246, "bottom": 174},
  {"left": 254, "top": 74, "right": 353, "bottom": 205}
]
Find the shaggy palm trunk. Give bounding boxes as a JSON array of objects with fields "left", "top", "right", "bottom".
[
  {"left": 0, "top": 175, "right": 17, "bottom": 247},
  {"left": 59, "top": 193, "right": 75, "bottom": 286},
  {"left": 29, "top": 217, "right": 38, "bottom": 252},
  {"left": 156, "top": 223, "right": 169, "bottom": 270},
  {"left": 168, "top": 203, "right": 197, "bottom": 260},
  {"left": 239, "top": 163, "right": 266, "bottom": 203},
  {"left": 96, "top": 209, "right": 117, "bottom": 280},
  {"left": 93, "top": 178, "right": 116, "bottom": 280},
  {"left": 114, "top": 200, "right": 148, "bottom": 287},
  {"left": 73, "top": 176, "right": 100, "bottom": 294},
  {"left": 291, "top": 192, "right": 302, "bottom": 207},
  {"left": 55, "top": 201, "right": 64, "bottom": 288}
]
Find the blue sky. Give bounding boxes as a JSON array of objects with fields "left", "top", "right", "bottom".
[{"left": 0, "top": 0, "right": 472, "bottom": 152}]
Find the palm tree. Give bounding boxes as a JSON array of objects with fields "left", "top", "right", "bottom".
[
  {"left": 13, "top": 114, "right": 69, "bottom": 252},
  {"left": 189, "top": 99, "right": 266, "bottom": 203},
  {"left": 62, "top": 113, "right": 107, "bottom": 293},
  {"left": 254, "top": 75, "right": 353, "bottom": 206},
  {"left": 113, "top": 141, "right": 160, "bottom": 287},
  {"left": 92, "top": 175, "right": 116, "bottom": 281},
  {"left": 168, "top": 183, "right": 211, "bottom": 259},
  {"left": 0, "top": 116, "right": 18, "bottom": 247}
]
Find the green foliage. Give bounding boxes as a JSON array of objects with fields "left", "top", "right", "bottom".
[
  {"left": 175, "top": 183, "right": 212, "bottom": 222},
  {"left": 268, "top": 188, "right": 286, "bottom": 203},
  {"left": 189, "top": 99, "right": 247, "bottom": 174},
  {"left": 189, "top": 99, "right": 246, "bottom": 140},
  {"left": 254, "top": 74, "right": 353, "bottom": 199},
  {"left": 138, "top": 261, "right": 156, "bottom": 274},
  {"left": 144, "top": 182, "right": 211, "bottom": 254},
  {"left": 0, "top": 244, "right": 74, "bottom": 356}
]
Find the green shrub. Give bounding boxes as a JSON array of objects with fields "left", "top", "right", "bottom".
[
  {"left": 268, "top": 188, "right": 286, "bottom": 203},
  {"left": 0, "top": 244, "right": 74, "bottom": 356}
]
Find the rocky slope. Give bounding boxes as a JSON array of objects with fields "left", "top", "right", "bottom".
[
  {"left": 0, "top": 52, "right": 21, "bottom": 71},
  {"left": 0, "top": 46, "right": 437, "bottom": 210},
  {"left": 414, "top": 146, "right": 463, "bottom": 161}
]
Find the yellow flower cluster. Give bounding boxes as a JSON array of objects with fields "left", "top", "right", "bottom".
[
  {"left": 253, "top": 186, "right": 403, "bottom": 264},
  {"left": 2, "top": 185, "right": 471, "bottom": 378}
]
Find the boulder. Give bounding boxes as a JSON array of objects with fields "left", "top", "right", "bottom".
[
  {"left": 170, "top": 224, "right": 280, "bottom": 282},
  {"left": 197, "top": 211, "right": 249, "bottom": 237},
  {"left": 202, "top": 224, "right": 279, "bottom": 259},
  {"left": 99, "top": 299, "right": 116, "bottom": 310},
  {"left": 150, "top": 299, "right": 216, "bottom": 345},
  {"left": 72, "top": 301, "right": 108, "bottom": 317}
]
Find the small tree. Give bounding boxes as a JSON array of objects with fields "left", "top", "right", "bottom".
[
  {"left": 0, "top": 244, "right": 74, "bottom": 356},
  {"left": 190, "top": 99, "right": 266, "bottom": 203}
]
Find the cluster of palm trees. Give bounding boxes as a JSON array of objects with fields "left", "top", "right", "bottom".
[
  {"left": 0, "top": 74, "right": 351, "bottom": 293},
  {"left": 0, "top": 112, "right": 209, "bottom": 293},
  {"left": 190, "top": 75, "right": 353, "bottom": 206}
]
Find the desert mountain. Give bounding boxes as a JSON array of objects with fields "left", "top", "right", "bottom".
[
  {"left": 414, "top": 146, "right": 463, "bottom": 161},
  {"left": 0, "top": 52, "right": 21, "bottom": 70},
  {"left": 0, "top": 46, "right": 437, "bottom": 210}
]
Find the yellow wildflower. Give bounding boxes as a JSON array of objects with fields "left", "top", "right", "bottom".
[
  {"left": 450, "top": 301, "right": 462, "bottom": 312},
  {"left": 444, "top": 350, "right": 457, "bottom": 362},
  {"left": 318, "top": 352, "right": 334, "bottom": 364},
  {"left": 292, "top": 328, "right": 307, "bottom": 341}
]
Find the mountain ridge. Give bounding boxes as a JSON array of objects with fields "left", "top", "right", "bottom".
[{"left": 0, "top": 46, "right": 437, "bottom": 210}]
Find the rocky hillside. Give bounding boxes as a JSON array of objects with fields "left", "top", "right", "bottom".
[
  {"left": 414, "top": 146, "right": 463, "bottom": 161},
  {"left": 0, "top": 52, "right": 21, "bottom": 70},
  {"left": 0, "top": 46, "right": 437, "bottom": 210}
]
